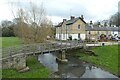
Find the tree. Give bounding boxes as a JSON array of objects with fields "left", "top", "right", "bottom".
[
  {"left": 1, "top": 20, "right": 15, "bottom": 37},
  {"left": 110, "top": 12, "right": 120, "bottom": 27},
  {"left": 1, "top": 20, "right": 13, "bottom": 28},
  {"left": 104, "top": 22, "right": 107, "bottom": 27},
  {"left": 10, "top": 1, "right": 53, "bottom": 43},
  {"left": 97, "top": 22, "right": 101, "bottom": 26}
]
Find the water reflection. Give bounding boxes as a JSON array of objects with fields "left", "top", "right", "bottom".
[
  {"left": 38, "top": 53, "right": 58, "bottom": 72},
  {"left": 38, "top": 53, "right": 118, "bottom": 78}
]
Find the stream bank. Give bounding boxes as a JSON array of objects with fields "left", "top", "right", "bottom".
[{"left": 38, "top": 49, "right": 118, "bottom": 78}]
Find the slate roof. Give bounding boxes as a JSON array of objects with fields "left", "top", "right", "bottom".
[
  {"left": 55, "top": 17, "right": 86, "bottom": 27},
  {"left": 66, "top": 17, "right": 86, "bottom": 25},
  {"left": 86, "top": 26, "right": 119, "bottom": 31},
  {"left": 55, "top": 22, "right": 63, "bottom": 27}
]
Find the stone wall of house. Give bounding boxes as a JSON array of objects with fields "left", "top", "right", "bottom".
[
  {"left": 1, "top": 54, "right": 26, "bottom": 70},
  {"left": 71, "top": 19, "right": 86, "bottom": 34}
]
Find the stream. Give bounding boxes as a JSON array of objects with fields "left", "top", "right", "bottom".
[{"left": 38, "top": 52, "right": 118, "bottom": 78}]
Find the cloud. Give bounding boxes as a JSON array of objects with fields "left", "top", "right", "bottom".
[
  {"left": 45, "top": 0, "right": 119, "bottom": 23},
  {"left": 0, "top": 0, "right": 119, "bottom": 24},
  {"left": 0, "top": 0, "right": 13, "bottom": 21}
]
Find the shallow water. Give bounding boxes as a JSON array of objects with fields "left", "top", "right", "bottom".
[{"left": 38, "top": 53, "right": 118, "bottom": 78}]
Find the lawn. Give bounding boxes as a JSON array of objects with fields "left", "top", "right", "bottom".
[
  {"left": 1, "top": 37, "right": 23, "bottom": 48},
  {"left": 2, "top": 37, "right": 51, "bottom": 78},
  {"left": 2, "top": 56, "right": 51, "bottom": 78},
  {"left": 72, "top": 45, "right": 119, "bottom": 76}
]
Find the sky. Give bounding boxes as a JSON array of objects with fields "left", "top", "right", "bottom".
[{"left": 0, "top": 0, "right": 119, "bottom": 25}]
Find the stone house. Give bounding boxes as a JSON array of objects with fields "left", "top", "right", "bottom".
[
  {"left": 55, "top": 16, "right": 119, "bottom": 41},
  {"left": 86, "top": 26, "right": 118, "bottom": 41},
  {"left": 55, "top": 16, "right": 86, "bottom": 40}
]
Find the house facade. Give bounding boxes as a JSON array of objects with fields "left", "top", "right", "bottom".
[
  {"left": 55, "top": 16, "right": 119, "bottom": 41},
  {"left": 86, "top": 26, "right": 118, "bottom": 41},
  {"left": 55, "top": 16, "right": 86, "bottom": 40}
]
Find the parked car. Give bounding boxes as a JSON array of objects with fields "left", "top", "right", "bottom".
[
  {"left": 115, "top": 37, "right": 120, "bottom": 41},
  {"left": 111, "top": 37, "right": 120, "bottom": 41}
]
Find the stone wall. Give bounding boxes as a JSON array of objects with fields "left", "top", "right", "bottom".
[{"left": 1, "top": 53, "right": 26, "bottom": 70}]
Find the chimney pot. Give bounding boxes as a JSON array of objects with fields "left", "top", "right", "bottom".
[
  {"left": 70, "top": 16, "right": 75, "bottom": 20},
  {"left": 90, "top": 21, "right": 93, "bottom": 25},
  {"left": 63, "top": 19, "right": 66, "bottom": 22},
  {"left": 90, "top": 21, "right": 93, "bottom": 28},
  {"left": 81, "top": 15, "right": 84, "bottom": 20}
]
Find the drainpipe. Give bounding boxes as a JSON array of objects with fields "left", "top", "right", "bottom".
[
  {"left": 61, "top": 26, "right": 62, "bottom": 51},
  {"left": 66, "top": 24, "right": 67, "bottom": 50}
]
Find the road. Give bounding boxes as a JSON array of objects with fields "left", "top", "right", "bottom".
[{"left": 47, "top": 40, "right": 119, "bottom": 47}]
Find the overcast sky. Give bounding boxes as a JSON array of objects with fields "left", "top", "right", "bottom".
[{"left": 0, "top": 0, "right": 119, "bottom": 24}]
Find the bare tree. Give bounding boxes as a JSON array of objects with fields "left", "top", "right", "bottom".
[{"left": 9, "top": 1, "right": 53, "bottom": 43}]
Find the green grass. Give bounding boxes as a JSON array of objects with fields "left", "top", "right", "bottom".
[
  {"left": 73, "top": 45, "right": 119, "bottom": 76},
  {"left": 0, "top": 37, "right": 1, "bottom": 48},
  {"left": 2, "top": 56, "right": 50, "bottom": 78},
  {"left": 2, "top": 37, "right": 51, "bottom": 78},
  {"left": 1, "top": 37, "right": 23, "bottom": 48}
]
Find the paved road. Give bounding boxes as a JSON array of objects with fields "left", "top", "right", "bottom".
[{"left": 47, "top": 40, "right": 118, "bottom": 47}]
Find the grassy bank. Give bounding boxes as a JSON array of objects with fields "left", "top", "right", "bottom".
[
  {"left": 2, "top": 37, "right": 51, "bottom": 78},
  {"left": 70, "top": 45, "right": 119, "bottom": 76},
  {"left": 1, "top": 37, "right": 23, "bottom": 48},
  {"left": 2, "top": 56, "right": 50, "bottom": 78}
]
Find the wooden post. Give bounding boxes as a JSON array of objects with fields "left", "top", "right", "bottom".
[
  {"left": 79, "top": 40, "right": 80, "bottom": 47},
  {"left": 9, "top": 48, "right": 12, "bottom": 61},
  {"left": 54, "top": 43, "right": 56, "bottom": 53},
  {"left": 48, "top": 44, "right": 50, "bottom": 53},
  {"left": 94, "top": 41, "right": 95, "bottom": 47},
  {"left": 66, "top": 41, "right": 67, "bottom": 51},
  {"left": 70, "top": 41, "right": 71, "bottom": 49},
  {"left": 43, "top": 43, "right": 46, "bottom": 52},
  {"left": 33, "top": 44, "right": 36, "bottom": 56},
  {"left": 41, "top": 44, "right": 43, "bottom": 54}
]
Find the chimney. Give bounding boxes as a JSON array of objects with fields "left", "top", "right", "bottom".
[
  {"left": 90, "top": 21, "right": 93, "bottom": 25},
  {"left": 70, "top": 16, "right": 75, "bottom": 20},
  {"left": 98, "top": 22, "right": 101, "bottom": 27},
  {"left": 63, "top": 19, "right": 66, "bottom": 22},
  {"left": 81, "top": 15, "right": 84, "bottom": 20},
  {"left": 90, "top": 21, "right": 93, "bottom": 28},
  {"left": 109, "top": 21, "right": 112, "bottom": 27}
]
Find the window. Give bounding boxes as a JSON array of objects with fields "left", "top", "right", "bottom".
[
  {"left": 89, "top": 31, "right": 91, "bottom": 34},
  {"left": 106, "top": 31, "right": 108, "bottom": 35},
  {"left": 78, "top": 33, "right": 80, "bottom": 39},
  {"left": 113, "top": 31, "right": 114, "bottom": 34},
  {"left": 63, "top": 34, "right": 65, "bottom": 39},
  {"left": 59, "top": 34, "right": 61, "bottom": 40},
  {"left": 98, "top": 31, "right": 99, "bottom": 34},
  {"left": 78, "top": 25, "right": 80, "bottom": 29}
]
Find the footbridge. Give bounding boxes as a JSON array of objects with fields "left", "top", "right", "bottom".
[{"left": 1, "top": 41, "right": 85, "bottom": 70}]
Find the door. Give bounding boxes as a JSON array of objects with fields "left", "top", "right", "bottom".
[{"left": 78, "top": 33, "right": 80, "bottom": 39}]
